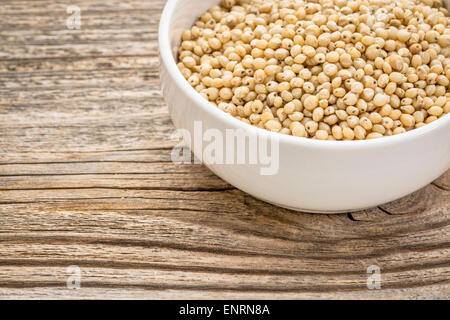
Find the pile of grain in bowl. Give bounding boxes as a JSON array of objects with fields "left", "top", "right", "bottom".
[{"left": 177, "top": 0, "right": 450, "bottom": 140}]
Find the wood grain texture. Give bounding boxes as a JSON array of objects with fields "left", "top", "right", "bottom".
[{"left": 0, "top": 0, "right": 449, "bottom": 300}]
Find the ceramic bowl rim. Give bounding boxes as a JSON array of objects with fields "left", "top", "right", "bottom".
[{"left": 159, "top": 0, "right": 450, "bottom": 151}]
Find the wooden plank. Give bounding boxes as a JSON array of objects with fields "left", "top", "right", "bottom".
[
  {"left": 0, "top": 0, "right": 448, "bottom": 299},
  {"left": 434, "top": 170, "right": 450, "bottom": 191},
  {"left": 1, "top": 284, "right": 448, "bottom": 300}
]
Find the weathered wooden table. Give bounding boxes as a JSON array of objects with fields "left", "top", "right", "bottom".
[{"left": 0, "top": 0, "right": 449, "bottom": 299}]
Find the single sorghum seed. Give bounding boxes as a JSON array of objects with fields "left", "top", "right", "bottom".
[{"left": 179, "top": 0, "right": 450, "bottom": 141}]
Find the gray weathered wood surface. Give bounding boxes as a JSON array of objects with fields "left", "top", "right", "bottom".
[{"left": 0, "top": 0, "right": 449, "bottom": 299}]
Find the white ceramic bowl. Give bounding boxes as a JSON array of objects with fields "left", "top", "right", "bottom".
[{"left": 159, "top": 0, "right": 450, "bottom": 213}]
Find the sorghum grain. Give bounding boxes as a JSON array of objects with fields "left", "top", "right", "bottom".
[{"left": 178, "top": 0, "right": 450, "bottom": 140}]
